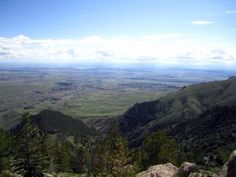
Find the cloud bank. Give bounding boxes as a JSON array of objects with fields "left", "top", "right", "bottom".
[
  {"left": 191, "top": 20, "right": 213, "bottom": 25},
  {"left": 226, "top": 10, "right": 236, "bottom": 13},
  {"left": 0, "top": 34, "right": 235, "bottom": 67}
]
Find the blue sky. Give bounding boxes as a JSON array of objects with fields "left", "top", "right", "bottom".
[{"left": 0, "top": 0, "right": 236, "bottom": 68}]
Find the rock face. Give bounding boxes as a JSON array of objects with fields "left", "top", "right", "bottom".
[
  {"left": 227, "top": 151, "right": 236, "bottom": 177},
  {"left": 136, "top": 163, "right": 178, "bottom": 177},
  {"left": 219, "top": 150, "right": 236, "bottom": 177},
  {"left": 177, "top": 162, "right": 199, "bottom": 177}
]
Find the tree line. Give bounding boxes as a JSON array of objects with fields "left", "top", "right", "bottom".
[{"left": 0, "top": 112, "right": 230, "bottom": 177}]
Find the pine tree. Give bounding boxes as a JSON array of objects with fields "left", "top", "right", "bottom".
[
  {"left": 110, "top": 137, "right": 137, "bottom": 177},
  {"left": 52, "top": 141, "right": 73, "bottom": 173},
  {"left": 0, "top": 129, "right": 11, "bottom": 173},
  {"left": 93, "top": 124, "right": 137, "bottom": 177},
  {"left": 216, "top": 147, "right": 230, "bottom": 165},
  {"left": 73, "top": 145, "right": 86, "bottom": 173},
  {"left": 11, "top": 112, "right": 48, "bottom": 177},
  {"left": 138, "top": 130, "right": 183, "bottom": 169}
]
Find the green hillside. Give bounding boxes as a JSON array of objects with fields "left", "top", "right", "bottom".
[
  {"left": 32, "top": 109, "right": 97, "bottom": 136},
  {"left": 119, "top": 77, "right": 236, "bottom": 150}
]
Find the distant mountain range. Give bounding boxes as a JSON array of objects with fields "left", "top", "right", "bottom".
[{"left": 118, "top": 76, "right": 236, "bottom": 153}]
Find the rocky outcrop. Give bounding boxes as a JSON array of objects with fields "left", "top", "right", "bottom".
[
  {"left": 136, "top": 162, "right": 218, "bottom": 177},
  {"left": 136, "top": 150, "right": 236, "bottom": 177},
  {"left": 177, "top": 162, "right": 199, "bottom": 177},
  {"left": 136, "top": 163, "right": 178, "bottom": 177},
  {"left": 219, "top": 150, "right": 236, "bottom": 177},
  {"left": 226, "top": 151, "right": 236, "bottom": 177}
]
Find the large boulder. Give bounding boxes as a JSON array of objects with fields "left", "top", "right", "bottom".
[
  {"left": 177, "top": 162, "right": 199, "bottom": 177},
  {"left": 136, "top": 163, "right": 178, "bottom": 177},
  {"left": 219, "top": 150, "right": 236, "bottom": 177}
]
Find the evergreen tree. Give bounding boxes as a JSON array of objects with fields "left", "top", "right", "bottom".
[
  {"left": 73, "top": 135, "right": 92, "bottom": 173},
  {"left": 52, "top": 141, "right": 73, "bottom": 173},
  {"left": 0, "top": 129, "right": 11, "bottom": 173},
  {"left": 187, "top": 148, "right": 205, "bottom": 165},
  {"left": 89, "top": 143, "right": 105, "bottom": 176},
  {"left": 73, "top": 145, "right": 87, "bottom": 173},
  {"left": 138, "top": 131, "right": 183, "bottom": 170},
  {"left": 110, "top": 137, "right": 137, "bottom": 177},
  {"left": 11, "top": 112, "right": 48, "bottom": 177},
  {"left": 91, "top": 124, "right": 137, "bottom": 177},
  {"left": 216, "top": 147, "right": 230, "bottom": 165}
]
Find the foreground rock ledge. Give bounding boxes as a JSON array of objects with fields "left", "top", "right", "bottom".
[
  {"left": 136, "top": 163, "right": 178, "bottom": 177},
  {"left": 219, "top": 150, "right": 236, "bottom": 177}
]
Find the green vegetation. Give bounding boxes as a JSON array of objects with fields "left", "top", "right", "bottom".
[
  {"left": 11, "top": 112, "right": 49, "bottom": 177},
  {"left": 1, "top": 67, "right": 222, "bottom": 129},
  {"left": 1, "top": 113, "right": 137, "bottom": 176},
  {"left": 134, "top": 131, "right": 186, "bottom": 170},
  {"left": 0, "top": 111, "right": 232, "bottom": 176},
  {"left": 89, "top": 124, "right": 138, "bottom": 176},
  {"left": 0, "top": 129, "right": 11, "bottom": 173},
  {"left": 0, "top": 73, "right": 234, "bottom": 176},
  {"left": 32, "top": 110, "right": 96, "bottom": 136},
  {"left": 216, "top": 147, "right": 231, "bottom": 165},
  {"left": 0, "top": 68, "right": 179, "bottom": 124},
  {"left": 120, "top": 76, "right": 236, "bottom": 159}
]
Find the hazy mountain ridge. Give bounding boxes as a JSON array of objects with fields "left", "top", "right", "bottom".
[{"left": 119, "top": 77, "right": 236, "bottom": 150}]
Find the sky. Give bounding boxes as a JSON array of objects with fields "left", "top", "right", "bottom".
[{"left": 0, "top": 0, "right": 236, "bottom": 69}]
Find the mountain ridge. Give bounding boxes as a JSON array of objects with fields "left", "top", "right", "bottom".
[
  {"left": 31, "top": 109, "right": 97, "bottom": 136},
  {"left": 118, "top": 77, "right": 236, "bottom": 151}
]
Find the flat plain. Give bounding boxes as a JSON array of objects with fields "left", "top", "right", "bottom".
[{"left": 0, "top": 65, "right": 231, "bottom": 128}]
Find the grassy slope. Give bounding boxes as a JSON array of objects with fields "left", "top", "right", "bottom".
[
  {"left": 157, "top": 76, "right": 236, "bottom": 123},
  {"left": 119, "top": 76, "right": 236, "bottom": 147}
]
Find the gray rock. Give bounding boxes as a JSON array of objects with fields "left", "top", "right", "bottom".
[
  {"left": 177, "top": 162, "right": 199, "bottom": 177},
  {"left": 219, "top": 150, "right": 236, "bottom": 177},
  {"left": 136, "top": 163, "right": 178, "bottom": 177}
]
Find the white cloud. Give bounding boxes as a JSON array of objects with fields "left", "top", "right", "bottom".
[
  {"left": 191, "top": 20, "right": 213, "bottom": 25},
  {"left": 226, "top": 10, "right": 236, "bottom": 13},
  {"left": 0, "top": 34, "right": 235, "bottom": 66}
]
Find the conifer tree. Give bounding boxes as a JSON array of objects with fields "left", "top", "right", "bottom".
[
  {"left": 0, "top": 129, "right": 11, "bottom": 173},
  {"left": 73, "top": 145, "right": 86, "bottom": 173},
  {"left": 52, "top": 141, "right": 73, "bottom": 173},
  {"left": 139, "top": 130, "right": 182, "bottom": 169},
  {"left": 93, "top": 124, "right": 137, "bottom": 176},
  {"left": 12, "top": 112, "right": 48, "bottom": 177}
]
